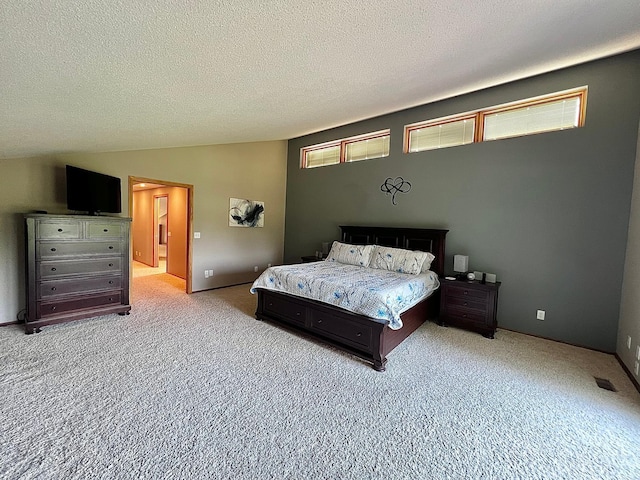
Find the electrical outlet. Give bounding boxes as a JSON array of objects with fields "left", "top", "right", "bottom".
[
  {"left": 194, "top": 232, "right": 201, "bottom": 239},
  {"left": 204, "top": 270, "right": 209, "bottom": 278},
  {"left": 209, "top": 270, "right": 213, "bottom": 277},
  {"left": 254, "top": 266, "right": 259, "bottom": 272},
  {"left": 536, "top": 310, "right": 545, "bottom": 321},
  {"left": 628, "top": 335, "right": 633, "bottom": 349},
  {"left": 635, "top": 361, "right": 639, "bottom": 376},
  {"left": 636, "top": 345, "right": 640, "bottom": 361}
]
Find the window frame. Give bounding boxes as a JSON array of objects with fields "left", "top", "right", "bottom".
[
  {"left": 301, "top": 129, "right": 391, "bottom": 169},
  {"left": 403, "top": 86, "right": 588, "bottom": 153}
]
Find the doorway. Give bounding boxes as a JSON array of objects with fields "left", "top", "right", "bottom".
[
  {"left": 129, "top": 176, "right": 194, "bottom": 294},
  {"left": 153, "top": 194, "right": 168, "bottom": 271}
]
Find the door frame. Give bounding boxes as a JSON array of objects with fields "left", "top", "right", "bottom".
[{"left": 129, "top": 176, "right": 194, "bottom": 294}]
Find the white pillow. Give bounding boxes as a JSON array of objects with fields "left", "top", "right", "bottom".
[
  {"left": 421, "top": 251, "right": 436, "bottom": 272},
  {"left": 325, "top": 241, "right": 374, "bottom": 267},
  {"left": 369, "top": 246, "right": 433, "bottom": 275}
]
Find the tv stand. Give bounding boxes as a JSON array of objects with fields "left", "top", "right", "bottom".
[{"left": 24, "top": 214, "right": 132, "bottom": 333}]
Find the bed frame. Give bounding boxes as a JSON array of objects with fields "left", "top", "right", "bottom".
[{"left": 254, "top": 226, "right": 448, "bottom": 371}]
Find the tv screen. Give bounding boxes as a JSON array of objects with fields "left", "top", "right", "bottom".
[{"left": 66, "top": 165, "right": 122, "bottom": 215}]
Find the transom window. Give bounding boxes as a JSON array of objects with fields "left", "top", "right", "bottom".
[
  {"left": 301, "top": 129, "right": 390, "bottom": 169},
  {"left": 404, "top": 87, "right": 587, "bottom": 153}
]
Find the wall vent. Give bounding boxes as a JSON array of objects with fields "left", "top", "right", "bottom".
[{"left": 594, "top": 377, "right": 617, "bottom": 392}]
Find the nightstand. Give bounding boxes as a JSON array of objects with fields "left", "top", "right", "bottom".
[{"left": 439, "top": 278, "right": 501, "bottom": 338}]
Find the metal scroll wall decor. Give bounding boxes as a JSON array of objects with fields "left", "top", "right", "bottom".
[{"left": 381, "top": 177, "right": 411, "bottom": 205}]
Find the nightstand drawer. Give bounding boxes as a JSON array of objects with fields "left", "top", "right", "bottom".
[
  {"left": 445, "top": 306, "right": 488, "bottom": 324},
  {"left": 444, "top": 295, "right": 487, "bottom": 312},
  {"left": 444, "top": 284, "right": 489, "bottom": 301}
]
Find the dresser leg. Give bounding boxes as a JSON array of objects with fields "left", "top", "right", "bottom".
[
  {"left": 482, "top": 332, "right": 495, "bottom": 339},
  {"left": 372, "top": 356, "right": 387, "bottom": 372}
]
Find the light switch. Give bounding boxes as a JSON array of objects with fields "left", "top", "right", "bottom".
[{"left": 194, "top": 232, "right": 201, "bottom": 239}]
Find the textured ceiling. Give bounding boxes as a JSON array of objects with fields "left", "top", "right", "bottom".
[{"left": 1, "top": 0, "right": 640, "bottom": 159}]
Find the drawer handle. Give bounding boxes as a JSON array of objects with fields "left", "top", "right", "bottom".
[
  {"left": 356, "top": 332, "right": 362, "bottom": 337},
  {"left": 463, "top": 314, "right": 467, "bottom": 318},
  {"left": 268, "top": 302, "right": 273, "bottom": 307},
  {"left": 109, "top": 297, "right": 113, "bottom": 302},
  {"left": 108, "top": 246, "right": 114, "bottom": 250},
  {"left": 108, "top": 263, "right": 114, "bottom": 267},
  {"left": 51, "top": 287, "right": 57, "bottom": 291},
  {"left": 109, "top": 280, "right": 114, "bottom": 284},
  {"left": 296, "top": 312, "right": 301, "bottom": 316},
  {"left": 463, "top": 291, "right": 468, "bottom": 295},
  {"left": 103, "top": 229, "right": 109, "bottom": 232},
  {"left": 463, "top": 302, "right": 468, "bottom": 306},
  {"left": 51, "top": 267, "right": 57, "bottom": 272},
  {"left": 317, "top": 319, "right": 322, "bottom": 324},
  {"left": 50, "top": 248, "right": 57, "bottom": 252},
  {"left": 57, "top": 228, "right": 63, "bottom": 232},
  {"left": 51, "top": 306, "right": 56, "bottom": 311}
]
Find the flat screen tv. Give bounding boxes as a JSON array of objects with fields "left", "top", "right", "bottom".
[{"left": 66, "top": 165, "right": 122, "bottom": 216}]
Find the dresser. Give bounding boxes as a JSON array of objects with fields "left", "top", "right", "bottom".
[
  {"left": 24, "top": 214, "right": 132, "bottom": 334},
  {"left": 439, "top": 278, "right": 501, "bottom": 338}
]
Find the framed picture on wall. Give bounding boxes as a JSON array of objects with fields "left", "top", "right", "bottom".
[{"left": 229, "top": 198, "right": 264, "bottom": 227}]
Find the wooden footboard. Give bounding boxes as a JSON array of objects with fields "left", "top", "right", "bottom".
[{"left": 255, "top": 289, "right": 433, "bottom": 371}]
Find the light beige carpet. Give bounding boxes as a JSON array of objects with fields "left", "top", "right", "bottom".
[
  {"left": 1, "top": 273, "right": 639, "bottom": 479},
  {"left": 133, "top": 260, "right": 169, "bottom": 278}
]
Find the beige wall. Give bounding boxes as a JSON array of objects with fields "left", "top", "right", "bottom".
[
  {"left": 132, "top": 190, "right": 155, "bottom": 266},
  {"left": 165, "top": 187, "right": 188, "bottom": 279},
  {"left": 0, "top": 141, "right": 287, "bottom": 325},
  {"left": 617, "top": 122, "right": 640, "bottom": 382}
]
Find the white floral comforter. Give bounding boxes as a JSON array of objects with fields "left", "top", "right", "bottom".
[{"left": 250, "top": 261, "right": 440, "bottom": 330}]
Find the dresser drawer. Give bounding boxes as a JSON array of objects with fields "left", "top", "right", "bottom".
[
  {"left": 310, "top": 310, "right": 372, "bottom": 350},
  {"left": 37, "top": 221, "right": 82, "bottom": 239},
  {"left": 38, "top": 276, "right": 122, "bottom": 299},
  {"left": 39, "top": 258, "right": 122, "bottom": 278},
  {"left": 87, "top": 222, "right": 125, "bottom": 238},
  {"left": 37, "top": 241, "right": 123, "bottom": 259},
  {"left": 263, "top": 292, "right": 306, "bottom": 326},
  {"left": 37, "top": 291, "right": 122, "bottom": 318}
]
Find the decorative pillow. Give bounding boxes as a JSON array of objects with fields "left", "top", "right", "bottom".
[
  {"left": 325, "top": 241, "right": 374, "bottom": 267},
  {"left": 369, "top": 246, "right": 433, "bottom": 275}
]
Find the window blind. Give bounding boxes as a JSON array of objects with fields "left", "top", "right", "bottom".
[
  {"left": 483, "top": 97, "right": 581, "bottom": 141},
  {"left": 408, "top": 118, "right": 475, "bottom": 152}
]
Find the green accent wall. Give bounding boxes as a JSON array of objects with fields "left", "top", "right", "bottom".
[{"left": 284, "top": 50, "right": 640, "bottom": 352}]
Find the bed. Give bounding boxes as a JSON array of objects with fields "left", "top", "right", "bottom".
[{"left": 252, "top": 226, "right": 448, "bottom": 371}]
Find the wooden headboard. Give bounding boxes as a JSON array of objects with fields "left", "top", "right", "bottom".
[{"left": 340, "top": 226, "right": 448, "bottom": 277}]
